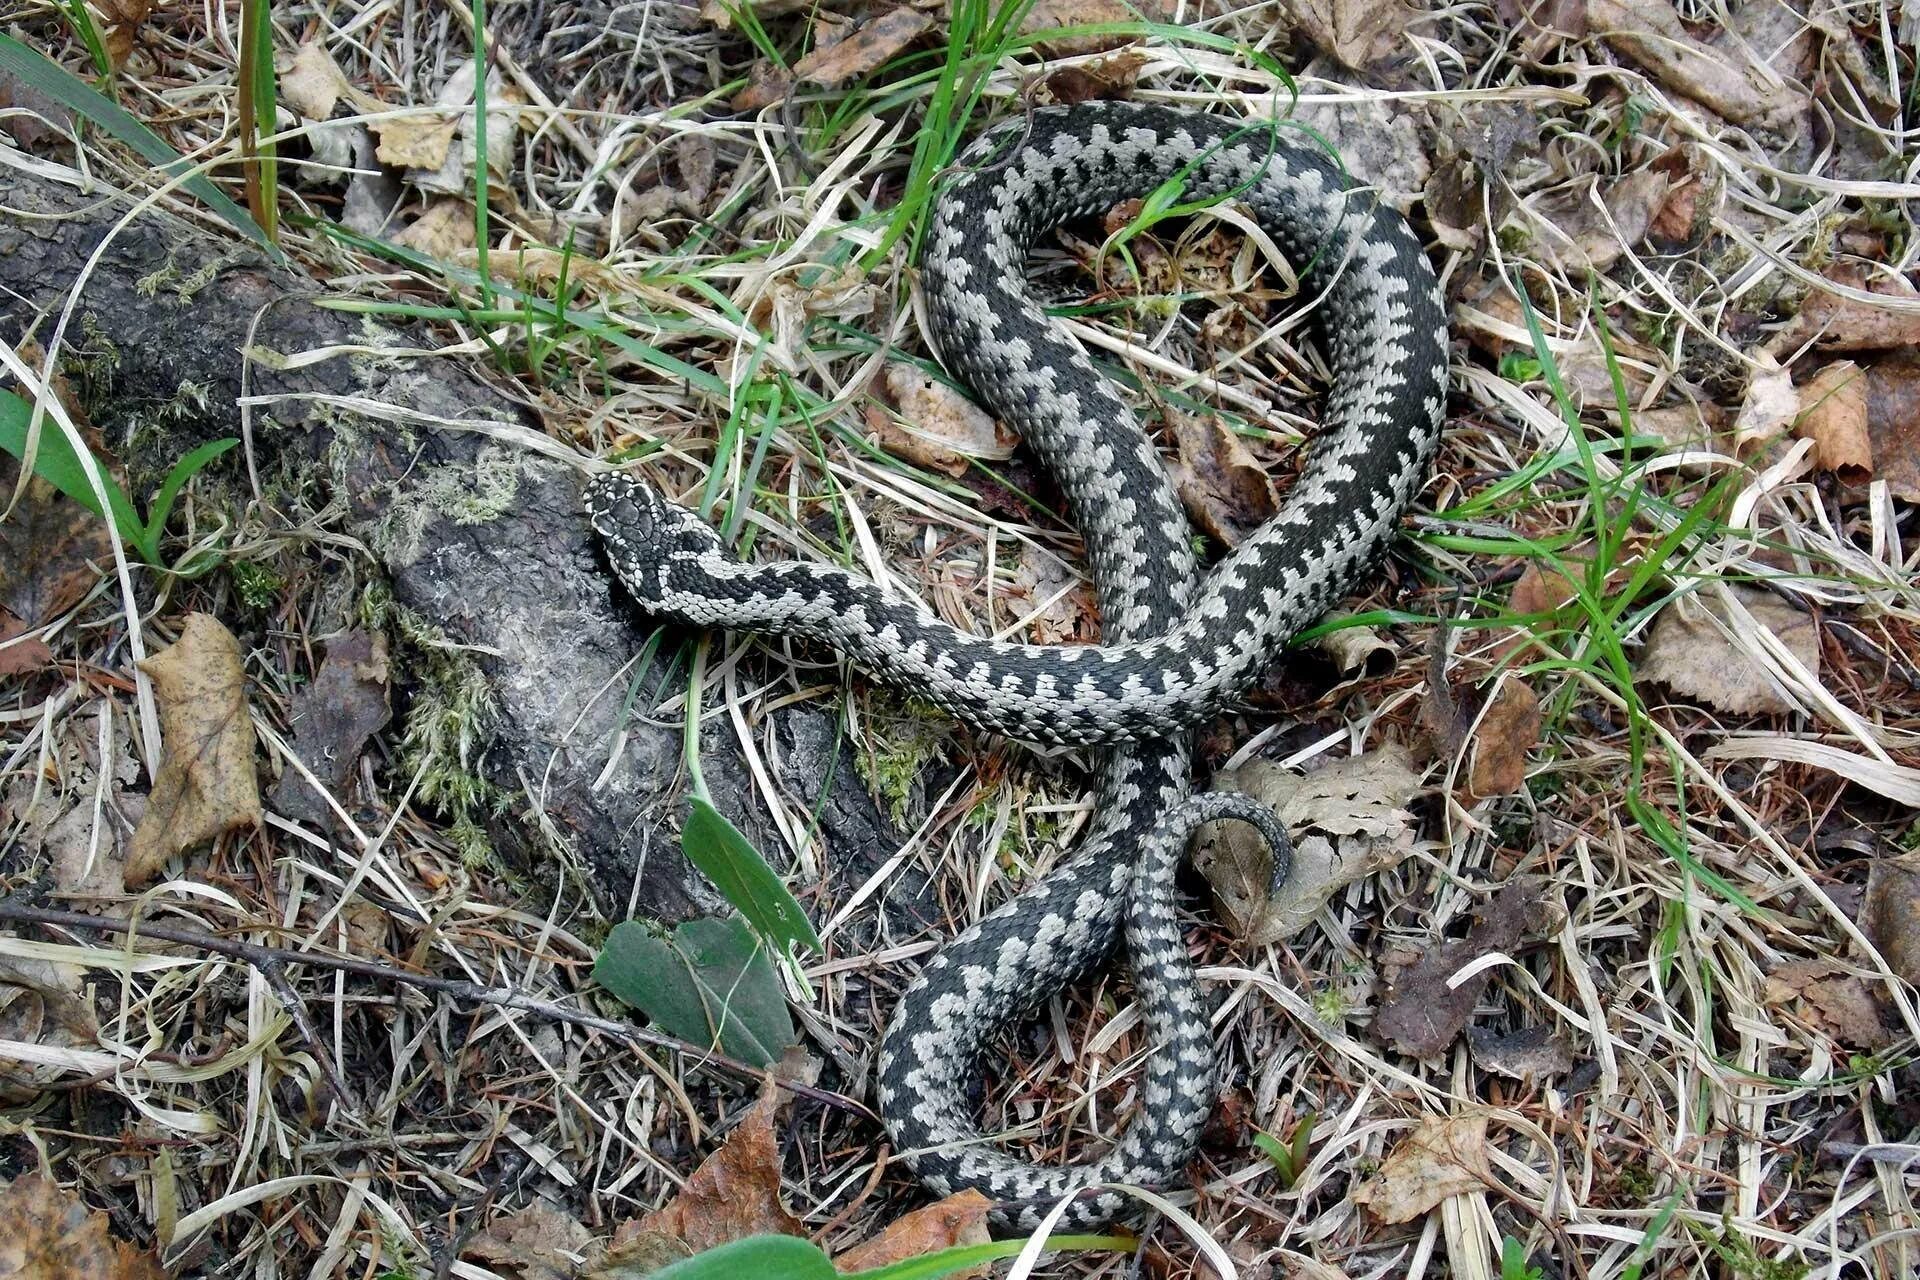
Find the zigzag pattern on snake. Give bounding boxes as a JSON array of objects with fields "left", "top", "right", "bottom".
[{"left": 588, "top": 102, "right": 1447, "bottom": 1230}]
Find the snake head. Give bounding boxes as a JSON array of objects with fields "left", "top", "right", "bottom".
[{"left": 586, "top": 471, "right": 726, "bottom": 609}]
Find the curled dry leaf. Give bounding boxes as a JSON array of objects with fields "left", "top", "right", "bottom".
[
  {"left": 1588, "top": 0, "right": 1806, "bottom": 129},
  {"left": 1008, "top": 553, "right": 1097, "bottom": 645},
  {"left": 128, "top": 613, "right": 262, "bottom": 887},
  {"left": 1042, "top": 50, "right": 1148, "bottom": 105},
  {"left": 1353, "top": 1112, "right": 1493, "bottom": 1224},
  {"left": 1863, "top": 351, "right": 1920, "bottom": 501},
  {"left": 1733, "top": 353, "right": 1799, "bottom": 450},
  {"left": 1021, "top": 0, "right": 1145, "bottom": 57},
  {"left": 1863, "top": 852, "right": 1920, "bottom": 987},
  {"left": 1636, "top": 586, "right": 1817, "bottom": 717},
  {"left": 620, "top": 1086, "right": 802, "bottom": 1257},
  {"left": 373, "top": 113, "right": 459, "bottom": 170},
  {"left": 1314, "top": 617, "right": 1394, "bottom": 682},
  {"left": 870, "top": 364, "right": 1016, "bottom": 477},
  {"left": 1781, "top": 271, "right": 1920, "bottom": 353},
  {"left": 793, "top": 7, "right": 934, "bottom": 87},
  {"left": 831, "top": 1190, "right": 993, "bottom": 1274},
  {"left": 269, "top": 629, "right": 392, "bottom": 828},
  {"left": 0, "top": 952, "right": 98, "bottom": 1101},
  {"left": 1794, "top": 361, "right": 1870, "bottom": 483},
  {"left": 1373, "top": 878, "right": 1554, "bottom": 1058},
  {"left": 1199, "top": 746, "right": 1424, "bottom": 946},
  {"left": 393, "top": 198, "right": 478, "bottom": 258},
  {"left": 0, "top": 1172, "right": 165, "bottom": 1280},
  {"left": 1169, "top": 414, "right": 1279, "bottom": 547},
  {"left": 1422, "top": 670, "right": 1541, "bottom": 801},
  {"left": 1289, "top": 98, "right": 1430, "bottom": 215},
  {"left": 1762, "top": 959, "right": 1893, "bottom": 1052},
  {"left": 1530, "top": 169, "right": 1670, "bottom": 276}
]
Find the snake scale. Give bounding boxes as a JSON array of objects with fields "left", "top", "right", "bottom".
[{"left": 589, "top": 102, "right": 1447, "bottom": 1230}]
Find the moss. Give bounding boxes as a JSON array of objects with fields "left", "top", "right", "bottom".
[
  {"left": 856, "top": 694, "right": 948, "bottom": 827},
  {"left": 368, "top": 443, "right": 525, "bottom": 566},
  {"left": 230, "top": 559, "right": 284, "bottom": 610}
]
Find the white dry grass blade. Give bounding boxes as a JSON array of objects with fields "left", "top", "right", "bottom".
[{"left": 1701, "top": 736, "right": 1920, "bottom": 806}]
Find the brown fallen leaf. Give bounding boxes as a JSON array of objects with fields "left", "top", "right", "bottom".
[
  {"left": 1353, "top": 1112, "right": 1492, "bottom": 1224},
  {"left": 0, "top": 1172, "right": 165, "bottom": 1279},
  {"left": 1863, "top": 853, "right": 1920, "bottom": 987},
  {"left": 373, "top": 113, "right": 459, "bottom": 170},
  {"left": 1794, "top": 361, "right": 1870, "bottom": 483},
  {"left": 269, "top": 630, "right": 392, "bottom": 827},
  {"left": 1008, "top": 553, "right": 1097, "bottom": 645},
  {"left": 279, "top": 42, "right": 352, "bottom": 121},
  {"left": 1636, "top": 586, "right": 1817, "bottom": 716},
  {"left": 98, "top": 0, "right": 149, "bottom": 72},
  {"left": 621, "top": 1086, "right": 802, "bottom": 1257},
  {"left": 1733, "top": 353, "right": 1799, "bottom": 450},
  {"left": 1169, "top": 414, "right": 1279, "bottom": 547},
  {"left": 463, "top": 1202, "right": 599, "bottom": 1280},
  {"left": 1863, "top": 352, "right": 1920, "bottom": 501},
  {"left": 1530, "top": 169, "right": 1670, "bottom": 276},
  {"left": 832, "top": 1191, "right": 992, "bottom": 1274},
  {"left": 1762, "top": 959, "right": 1893, "bottom": 1052},
  {"left": 870, "top": 364, "right": 1016, "bottom": 477},
  {"left": 0, "top": 953, "right": 98, "bottom": 1102},
  {"left": 1466, "top": 1026, "right": 1574, "bottom": 1083},
  {"left": 1373, "top": 878, "right": 1553, "bottom": 1058},
  {"left": 1588, "top": 0, "right": 1805, "bottom": 129},
  {"left": 1422, "top": 668, "right": 1541, "bottom": 801},
  {"left": 1200, "top": 747, "right": 1424, "bottom": 946},
  {"left": 128, "top": 613, "right": 262, "bottom": 886},
  {"left": 793, "top": 7, "right": 933, "bottom": 87},
  {"left": 1284, "top": 0, "right": 1415, "bottom": 70}
]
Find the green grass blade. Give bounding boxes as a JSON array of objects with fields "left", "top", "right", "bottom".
[
  {"left": 237, "top": 0, "right": 279, "bottom": 242},
  {"left": 141, "top": 437, "right": 239, "bottom": 555},
  {"left": 0, "top": 35, "right": 272, "bottom": 249}
]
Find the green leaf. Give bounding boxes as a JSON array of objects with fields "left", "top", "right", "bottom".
[
  {"left": 0, "top": 390, "right": 143, "bottom": 538},
  {"left": 141, "top": 437, "right": 239, "bottom": 555},
  {"left": 649, "top": 1235, "right": 836, "bottom": 1280},
  {"left": 846, "top": 1234, "right": 1134, "bottom": 1279},
  {"left": 681, "top": 797, "right": 822, "bottom": 955},
  {"left": 0, "top": 35, "right": 272, "bottom": 250},
  {"left": 1251, "top": 1131, "right": 1289, "bottom": 1169},
  {"left": 595, "top": 916, "right": 797, "bottom": 1067}
]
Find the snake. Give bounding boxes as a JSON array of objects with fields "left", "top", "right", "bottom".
[{"left": 588, "top": 102, "right": 1447, "bottom": 1230}]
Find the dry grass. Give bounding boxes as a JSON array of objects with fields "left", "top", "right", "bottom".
[{"left": 1, "top": 0, "right": 1918, "bottom": 1277}]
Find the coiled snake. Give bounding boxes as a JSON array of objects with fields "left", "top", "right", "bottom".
[{"left": 589, "top": 103, "right": 1447, "bottom": 1229}]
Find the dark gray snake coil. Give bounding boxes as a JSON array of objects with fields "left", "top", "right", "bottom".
[{"left": 589, "top": 103, "right": 1447, "bottom": 1230}]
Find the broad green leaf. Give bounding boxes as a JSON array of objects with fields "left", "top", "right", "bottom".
[
  {"left": 595, "top": 916, "right": 796, "bottom": 1067},
  {"left": 649, "top": 1235, "right": 835, "bottom": 1280},
  {"left": 846, "top": 1233, "right": 1133, "bottom": 1279},
  {"left": 0, "top": 35, "right": 271, "bottom": 249},
  {"left": 681, "top": 797, "right": 822, "bottom": 955},
  {"left": 0, "top": 389, "right": 143, "bottom": 537}
]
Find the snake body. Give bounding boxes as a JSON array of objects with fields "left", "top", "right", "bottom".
[{"left": 589, "top": 103, "right": 1447, "bottom": 1229}]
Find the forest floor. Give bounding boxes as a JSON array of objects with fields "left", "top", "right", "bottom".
[{"left": 1, "top": 0, "right": 1918, "bottom": 1277}]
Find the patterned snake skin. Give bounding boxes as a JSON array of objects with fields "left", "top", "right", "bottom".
[{"left": 589, "top": 103, "right": 1447, "bottom": 1229}]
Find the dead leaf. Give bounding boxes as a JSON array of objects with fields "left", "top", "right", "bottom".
[
  {"left": 1762, "top": 960, "right": 1893, "bottom": 1052},
  {"left": 1288, "top": 97, "right": 1430, "bottom": 214},
  {"left": 1637, "top": 586, "right": 1817, "bottom": 716},
  {"left": 45, "top": 798, "right": 133, "bottom": 902},
  {"left": 1794, "top": 361, "right": 1870, "bottom": 482},
  {"left": 1021, "top": 0, "right": 1144, "bottom": 57},
  {"left": 373, "top": 113, "right": 459, "bottom": 170},
  {"left": 0, "top": 1172, "right": 165, "bottom": 1279},
  {"left": 1466, "top": 1026, "right": 1574, "bottom": 1083},
  {"left": 699, "top": 0, "right": 811, "bottom": 28},
  {"left": 1531, "top": 170, "right": 1670, "bottom": 276},
  {"left": 279, "top": 43, "right": 351, "bottom": 121},
  {"left": 1864, "top": 352, "right": 1920, "bottom": 500},
  {"left": 1199, "top": 747, "right": 1424, "bottom": 946},
  {"left": 794, "top": 8, "right": 933, "bottom": 86},
  {"left": 1353, "top": 1112, "right": 1492, "bottom": 1224},
  {"left": 464, "top": 1203, "right": 598, "bottom": 1280},
  {"left": 1373, "top": 879, "right": 1553, "bottom": 1058},
  {"left": 128, "top": 614, "right": 262, "bottom": 886},
  {"left": 730, "top": 61, "right": 795, "bottom": 113},
  {"left": 628, "top": 1087, "right": 801, "bottom": 1254},
  {"left": 393, "top": 198, "right": 478, "bottom": 258},
  {"left": 0, "top": 952, "right": 97, "bottom": 1103},
  {"left": 98, "top": 0, "right": 149, "bottom": 72},
  {"left": 1588, "top": 0, "right": 1806, "bottom": 129},
  {"left": 1284, "top": 0, "right": 1414, "bottom": 70},
  {"left": 871, "top": 364, "right": 1016, "bottom": 477},
  {"left": 832, "top": 1191, "right": 992, "bottom": 1273},
  {"left": 1863, "top": 853, "right": 1920, "bottom": 987},
  {"left": 269, "top": 630, "right": 392, "bottom": 828},
  {"left": 1733, "top": 353, "right": 1799, "bottom": 450},
  {"left": 1314, "top": 618, "right": 1394, "bottom": 681},
  {"left": 0, "top": 609, "right": 51, "bottom": 679},
  {"left": 1169, "top": 414, "right": 1278, "bottom": 546}
]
